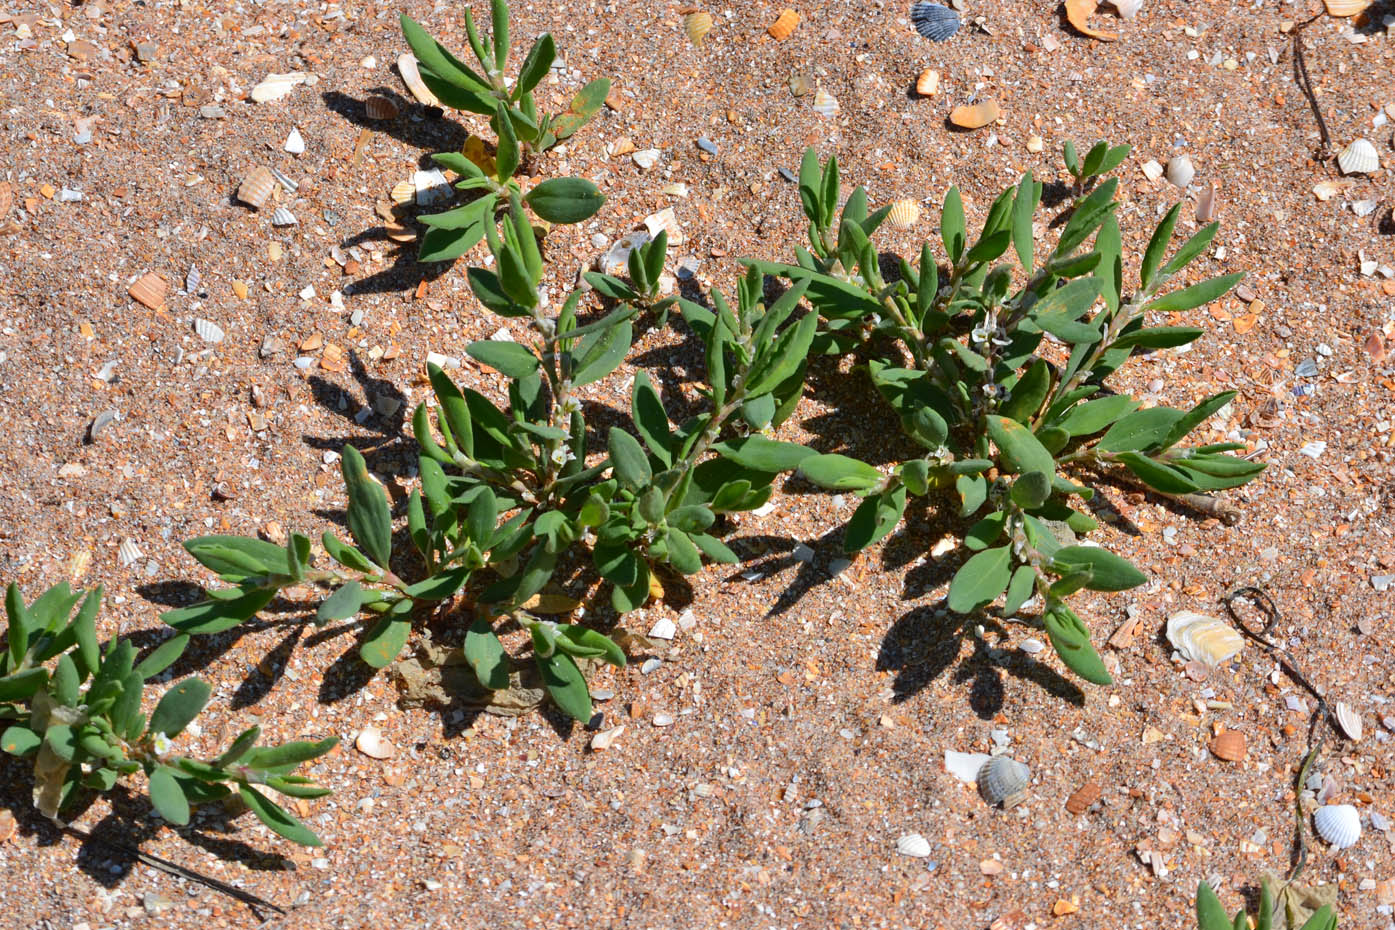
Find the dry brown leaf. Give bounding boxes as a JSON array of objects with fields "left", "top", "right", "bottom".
[{"left": 1065, "top": 0, "right": 1118, "bottom": 40}]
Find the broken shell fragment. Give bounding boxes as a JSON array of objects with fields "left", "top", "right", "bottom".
[
  {"left": 896, "top": 832, "right": 932, "bottom": 858},
  {"left": 365, "top": 95, "right": 400, "bottom": 121},
  {"left": 284, "top": 128, "right": 305, "bottom": 155},
  {"left": 944, "top": 750, "right": 990, "bottom": 785},
  {"left": 643, "top": 207, "right": 683, "bottom": 245},
  {"left": 271, "top": 207, "right": 298, "bottom": 227},
  {"left": 250, "top": 71, "right": 308, "bottom": 103},
  {"left": 768, "top": 9, "right": 800, "bottom": 41},
  {"left": 1166, "top": 611, "right": 1244, "bottom": 667},
  {"left": 128, "top": 272, "right": 168, "bottom": 310},
  {"left": 1065, "top": 781, "right": 1101, "bottom": 814},
  {"left": 684, "top": 11, "right": 714, "bottom": 45},
  {"left": 414, "top": 169, "right": 452, "bottom": 207},
  {"left": 977, "top": 755, "right": 1031, "bottom": 809},
  {"left": 813, "top": 89, "right": 839, "bottom": 118},
  {"left": 237, "top": 166, "right": 277, "bottom": 209},
  {"left": 1208, "top": 729, "right": 1246, "bottom": 762},
  {"left": 1065, "top": 0, "right": 1118, "bottom": 40},
  {"left": 1108, "top": 0, "right": 1143, "bottom": 18},
  {"left": 1324, "top": 0, "right": 1372, "bottom": 16},
  {"left": 1337, "top": 138, "right": 1378, "bottom": 175},
  {"left": 1165, "top": 155, "right": 1195, "bottom": 188},
  {"left": 354, "top": 725, "right": 394, "bottom": 759},
  {"left": 396, "top": 52, "right": 441, "bottom": 107},
  {"left": 1313, "top": 804, "right": 1361, "bottom": 849},
  {"left": 1195, "top": 182, "right": 1217, "bottom": 222},
  {"left": 915, "top": 68, "right": 940, "bottom": 96},
  {"left": 390, "top": 180, "right": 416, "bottom": 206},
  {"left": 193, "top": 318, "right": 225, "bottom": 344},
  {"left": 910, "top": 2, "right": 961, "bottom": 41},
  {"left": 950, "top": 99, "right": 1000, "bottom": 130},
  {"left": 590, "top": 725, "right": 625, "bottom": 751},
  {"left": 118, "top": 538, "right": 142, "bottom": 567},
  {"left": 1334, "top": 702, "right": 1362, "bottom": 742},
  {"left": 1140, "top": 159, "right": 1165, "bottom": 181},
  {"left": 888, "top": 199, "right": 922, "bottom": 229}
]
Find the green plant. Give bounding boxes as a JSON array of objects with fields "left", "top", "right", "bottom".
[
  {"left": 747, "top": 139, "right": 1261, "bottom": 686},
  {"left": 584, "top": 229, "right": 681, "bottom": 323},
  {"left": 401, "top": 2, "right": 611, "bottom": 262},
  {"left": 0, "top": 583, "right": 334, "bottom": 846},
  {"left": 1196, "top": 881, "right": 1335, "bottom": 930}
]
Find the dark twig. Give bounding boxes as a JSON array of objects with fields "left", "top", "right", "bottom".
[{"left": 1289, "top": 14, "right": 1332, "bottom": 160}]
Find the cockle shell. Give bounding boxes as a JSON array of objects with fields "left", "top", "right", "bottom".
[
  {"left": 365, "top": 95, "right": 400, "bottom": 121},
  {"left": 684, "top": 11, "right": 713, "bottom": 46},
  {"left": 354, "top": 725, "right": 394, "bottom": 759},
  {"left": 396, "top": 52, "right": 440, "bottom": 107},
  {"left": 118, "top": 538, "right": 142, "bottom": 567},
  {"left": 390, "top": 179, "right": 416, "bottom": 206},
  {"left": 237, "top": 166, "right": 276, "bottom": 209},
  {"left": 1314, "top": 804, "right": 1361, "bottom": 849},
  {"left": 768, "top": 9, "right": 800, "bottom": 41},
  {"left": 1324, "top": 0, "right": 1372, "bottom": 16},
  {"left": 950, "top": 99, "right": 1000, "bottom": 129},
  {"left": 1166, "top": 611, "right": 1244, "bottom": 667},
  {"left": 1334, "top": 701, "right": 1362, "bottom": 742},
  {"left": 910, "top": 2, "right": 961, "bottom": 41},
  {"left": 977, "top": 755, "right": 1031, "bottom": 808},
  {"left": 889, "top": 199, "right": 922, "bottom": 229},
  {"left": 1208, "top": 729, "right": 1246, "bottom": 762},
  {"left": 896, "top": 832, "right": 932, "bottom": 857},
  {"left": 193, "top": 318, "right": 224, "bottom": 344},
  {"left": 1166, "top": 155, "right": 1195, "bottom": 188},
  {"left": 915, "top": 68, "right": 939, "bottom": 96},
  {"left": 1337, "top": 138, "right": 1378, "bottom": 175},
  {"left": 271, "top": 207, "right": 297, "bottom": 227},
  {"left": 813, "top": 89, "right": 839, "bottom": 118}
]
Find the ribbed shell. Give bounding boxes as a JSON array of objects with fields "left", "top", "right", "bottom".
[
  {"left": 977, "top": 755, "right": 1030, "bottom": 808},
  {"left": 1208, "top": 729, "right": 1246, "bottom": 762},
  {"left": 397, "top": 52, "right": 441, "bottom": 107},
  {"left": 1337, "top": 138, "right": 1378, "bottom": 175},
  {"left": 888, "top": 199, "right": 922, "bottom": 229},
  {"left": 1324, "top": 0, "right": 1372, "bottom": 16},
  {"left": 1314, "top": 804, "right": 1361, "bottom": 849},
  {"left": 684, "top": 11, "right": 713, "bottom": 46},
  {"left": 237, "top": 166, "right": 276, "bottom": 209},
  {"left": 911, "top": 2, "right": 961, "bottom": 41},
  {"left": 950, "top": 99, "right": 999, "bottom": 129},
  {"left": 1334, "top": 702, "right": 1362, "bottom": 742},
  {"left": 193, "top": 318, "right": 225, "bottom": 344},
  {"left": 813, "top": 89, "right": 839, "bottom": 118},
  {"left": 768, "top": 8, "right": 800, "bottom": 40},
  {"left": 128, "top": 272, "right": 168, "bottom": 310},
  {"left": 271, "top": 207, "right": 298, "bottom": 227},
  {"left": 390, "top": 180, "right": 416, "bottom": 206},
  {"left": 365, "top": 95, "right": 400, "bottom": 121},
  {"left": 118, "top": 538, "right": 142, "bottom": 567},
  {"left": 896, "top": 833, "right": 932, "bottom": 857}
]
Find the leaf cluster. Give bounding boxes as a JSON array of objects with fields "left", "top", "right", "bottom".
[{"left": 1196, "top": 881, "right": 1335, "bottom": 930}]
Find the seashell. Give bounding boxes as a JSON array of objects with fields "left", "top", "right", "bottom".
[
  {"left": 184, "top": 265, "right": 201, "bottom": 295},
  {"left": 915, "top": 68, "right": 940, "bottom": 96},
  {"left": 648, "top": 616, "right": 676, "bottom": 640},
  {"left": 896, "top": 832, "right": 932, "bottom": 857},
  {"left": 1208, "top": 729, "right": 1246, "bottom": 762},
  {"left": 1195, "top": 182, "right": 1217, "bottom": 222},
  {"left": 250, "top": 71, "right": 308, "bottom": 103},
  {"left": 0, "top": 179, "right": 12, "bottom": 218},
  {"left": 1324, "top": 0, "right": 1372, "bottom": 16},
  {"left": 1140, "top": 159, "right": 1165, "bottom": 182},
  {"left": 128, "top": 271, "right": 167, "bottom": 310},
  {"left": 1065, "top": 0, "right": 1118, "bottom": 40},
  {"left": 271, "top": 207, "right": 297, "bottom": 227},
  {"left": 768, "top": 9, "right": 800, "bottom": 41},
  {"left": 1337, "top": 138, "right": 1378, "bottom": 175},
  {"left": 1314, "top": 804, "right": 1361, "bottom": 849},
  {"left": 396, "top": 52, "right": 440, "bottom": 107},
  {"left": 1166, "top": 611, "right": 1244, "bottom": 667},
  {"left": 1334, "top": 701, "right": 1362, "bottom": 742},
  {"left": 1165, "top": 155, "right": 1195, "bottom": 188},
  {"left": 269, "top": 166, "right": 298, "bottom": 193},
  {"left": 788, "top": 73, "right": 813, "bottom": 97},
  {"left": 599, "top": 230, "right": 650, "bottom": 274},
  {"left": 1312, "top": 179, "right": 1346, "bottom": 201},
  {"left": 911, "top": 2, "right": 960, "bottom": 42},
  {"left": 90, "top": 409, "right": 120, "bottom": 441},
  {"left": 944, "top": 750, "right": 990, "bottom": 785},
  {"left": 1065, "top": 781, "right": 1101, "bottom": 814},
  {"left": 977, "top": 755, "right": 1031, "bottom": 809},
  {"left": 193, "top": 318, "right": 224, "bottom": 344},
  {"left": 390, "top": 179, "right": 416, "bottom": 205},
  {"left": 1026, "top": 134, "right": 1044, "bottom": 153},
  {"left": 632, "top": 148, "right": 661, "bottom": 170},
  {"left": 590, "top": 725, "right": 625, "bottom": 751},
  {"left": 1350, "top": 199, "right": 1378, "bottom": 218},
  {"left": 684, "top": 11, "right": 713, "bottom": 46},
  {"left": 365, "top": 95, "right": 400, "bottom": 121},
  {"left": 118, "top": 538, "right": 142, "bottom": 567},
  {"left": 643, "top": 207, "right": 683, "bottom": 244},
  {"left": 284, "top": 127, "right": 305, "bottom": 155},
  {"left": 354, "top": 725, "right": 394, "bottom": 759},
  {"left": 812, "top": 89, "right": 839, "bottom": 118},
  {"left": 950, "top": 99, "right": 1000, "bottom": 129},
  {"left": 888, "top": 199, "right": 922, "bottom": 229},
  {"left": 237, "top": 166, "right": 276, "bottom": 209},
  {"left": 414, "top": 168, "right": 452, "bottom": 207},
  {"left": 1108, "top": 0, "right": 1143, "bottom": 18}
]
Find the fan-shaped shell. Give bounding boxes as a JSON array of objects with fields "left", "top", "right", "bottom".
[
  {"left": 237, "top": 166, "right": 276, "bottom": 209},
  {"left": 950, "top": 99, "right": 1000, "bottom": 130},
  {"left": 813, "top": 89, "right": 839, "bottom": 118},
  {"left": 271, "top": 207, "right": 297, "bottom": 227},
  {"left": 684, "top": 11, "right": 713, "bottom": 46},
  {"left": 1208, "top": 729, "right": 1246, "bottom": 762},
  {"left": 896, "top": 832, "right": 932, "bottom": 857},
  {"left": 915, "top": 68, "right": 939, "bottom": 96},
  {"left": 1314, "top": 804, "right": 1361, "bottom": 849},
  {"left": 397, "top": 52, "right": 441, "bottom": 107},
  {"left": 977, "top": 755, "right": 1030, "bottom": 808},
  {"left": 390, "top": 179, "right": 415, "bottom": 206},
  {"left": 911, "top": 2, "right": 961, "bottom": 41},
  {"left": 1325, "top": 0, "right": 1372, "bottom": 16},
  {"left": 365, "top": 95, "right": 400, "bottom": 121},
  {"left": 768, "top": 9, "right": 800, "bottom": 40},
  {"left": 889, "top": 199, "right": 922, "bottom": 229},
  {"left": 118, "top": 538, "right": 142, "bottom": 567},
  {"left": 1338, "top": 138, "right": 1378, "bottom": 175},
  {"left": 1165, "top": 611, "right": 1244, "bottom": 667},
  {"left": 1334, "top": 702, "right": 1362, "bottom": 742},
  {"left": 1166, "top": 155, "right": 1195, "bottom": 188},
  {"left": 193, "top": 318, "right": 224, "bottom": 344}
]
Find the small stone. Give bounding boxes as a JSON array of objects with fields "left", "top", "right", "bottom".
[
  {"left": 142, "top": 893, "right": 174, "bottom": 916},
  {"left": 1026, "top": 134, "right": 1043, "bottom": 153},
  {"left": 640, "top": 658, "right": 662, "bottom": 675},
  {"left": 632, "top": 149, "right": 661, "bottom": 170},
  {"left": 652, "top": 713, "right": 674, "bottom": 727},
  {"left": 696, "top": 136, "right": 718, "bottom": 156}
]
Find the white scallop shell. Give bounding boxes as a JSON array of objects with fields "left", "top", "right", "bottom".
[
  {"left": 888, "top": 198, "right": 922, "bottom": 229},
  {"left": 397, "top": 52, "right": 441, "bottom": 107},
  {"left": 193, "top": 318, "right": 224, "bottom": 344},
  {"left": 271, "top": 207, "right": 297, "bottom": 227},
  {"left": 896, "top": 832, "right": 932, "bottom": 857},
  {"left": 249, "top": 71, "right": 308, "bottom": 104},
  {"left": 813, "top": 89, "right": 840, "bottom": 118},
  {"left": 1338, "top": 138, "right": 1378, "bottom": 175},
  {"left": 1334, "top": 701, "right": 1362, "bottom": 742},
  {"left": 1166, "top": 155, "right": 1195, "bottom": 188},
  {"left": 977, "top": 755, "right": 1031, "bottom": 808},
  {"left": 118, "top": 538, "right": 142, "bottom": 567},
  {"left": 1314, "top": 803, "right": 1361, "bottom": 849},
  {"left": 1166, "top": 611, "right": 1244, "bottom": 667}
]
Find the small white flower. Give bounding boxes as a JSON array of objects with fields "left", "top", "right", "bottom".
[
  {"left": 971, "top": 322, "right": 993, "bottom": 345},
  {"left": 550, "top": 445, "right": 575, "bottom": 467},
  {"left": 152, "top": 732, "right": 172, "bottom": 757},
  {"left": 558, "top": 396, "right": 581, "bottom": 417}
]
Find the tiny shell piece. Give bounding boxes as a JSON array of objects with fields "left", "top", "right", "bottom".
[
  {"left": 684, "top": 11, "right": 713, "bottom": 46},
  {"left": 237, "top": 166, "right": 276, "bottom": 209},
  {"left": 1208, "top": 729, "right": 1246, "bottom": 762},
  {"left": 896, "top": 832, "right": 932, "bottom": 857},
  {"left": 355, "top": 725, "right": 394, "bottom": 759},
  {"left": 768, "top": 9, "right": 800, "bottom": 41},
  {"left": 950, "top": 99, "right": 1000, "bottom": 129},
  {"left": 915, "top": 68, "right": 940, "bottom": 96},
  {"left": 271, "top": 207, "right": 298, "bottom": 227},
  {"left": 118, "top": 538, "right": 142, "bottom": 567},
  {"left": 1337, "top": 138, "right": 1378, "bottom": 175},
  {"left": 414, "top": 169, "right": 452, "bottom": 207},
  {"left": 977, "top": 755, "right": 1031, "bottom": 808},
  {"left": 644, "top": 207, "right": 683, "bottom": 245},
  {"left": 1108, "top": 0, "right": 1143, "bottom": 18},
  {"left": 1026, "top": 135, "right": 1044, "bottom": 153},
  {"left": 128, "top": 272, "right": 167, "bottom": 310},
  {"left": 944, "top": 750, "right": 991, "bottom": 784},
  {"left": 194, "top": 318, "right": 225, "bottom": 344},
  {"left": 1065, "top": 781, "right": 1101, "bottom": 814},
  {"left": 632, "top": 148, "right": 661, "bottom": 170},
  {"left": 396, "top": 52, "right": 441, "bottom": 107},
  {"left": 284, "top": 128, "right": 305, "bottom": 155},
  {"left": 1313, "top": 804, "right": 1361, "bottom": 849},
  {"left": 888, "top": 199, "right": 922, "bottom": 229},
  {"left": 910, "top": 2, "right": 961, "bottom": 41},
  {"left": 365, "top": 95, "right": 400, "bottom": 121},
  {"left": 250, "top": 71, "right": 308, "bottom": 103},
  {"left": 1166, "top": 611, "right": 1244, "bottom": 667},
  {"left": 648, "top": 616, "right": 677, "bottom": 640},
  {"left": 390, "top": 180, "right": 416, "bottom": 206},
  {"left": 813, "top": 89, "right": 839, "bottom": 118},
  {"left": 788, "top": 73, "right": 813, "bottom": 97},
  {"left": 1065, "top": 0, "right": 1118, "bottom": 40},
  {"left": 1334, "top": 701, "right": 1362, "bottom": 742},
  {"left": 590, "top": 725, "right": 625, "bottom": 751},
  {"left": 1195, "top": 182, "right": 1217, "bottom": 222},
  {"left": 1166, "top": 155, "right": 1195, "bottom": 188},
  {"left": 1324, "top": 0, "right": 1372, "bottom": 15},
  {"left": 1140, "top": 159, "right": 1165, "bottom": 181}
]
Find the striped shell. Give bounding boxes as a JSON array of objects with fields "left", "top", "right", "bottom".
[
  {"left": 813, "top": 89, "right": 839, "bottom": 118},
  {"left": 1324, "top": 0, "right": 1372, "bottom": 15},
  {"left": 365, "top": 95, "right": 400, "bottom": 121},
  {"left": 684, "top": 11, "right": 713, "bottom": 46},
  {"left": 896, "top": 833, "right": 932, "bottom": 857},
  {"left": 390, "top": 180, "right": 416, "bottom": 206},
  {"left": 950, "top": 99, "right": 999, "bottom": 129},
  {"left": 193, "top": 318, "right": 225, "bottom": 344},
  {"left": 1334, "top": 702, "right": 1362, "bottom": 742},
  {"left": 1208, "top": 729, "right": 1246, "bottom": 762},
  {"left": 768, "top": 9, "right": 800, "bottom": 40},
  {"left": 888, "top": 199, "right": 921, "bottom": 229},
  {"left": 271, "top": 207, "right": 298, "bottom": 227},
  {"left": 915, "top": 68, "right": 939, "bottom": 96},
  {"left": 128, "top": 272, "right": 167, "bottom": 310},
  {"left": 911, "top": 2, "right": 960, "bottom": 41},
  {"left": 118, "top": 538, "right": 142, "bottom": 567},
  {"left": 1338, "top": 138, "right": 1378, "bottom": 175},
  {"left": 977, "top": 755, "right": 1030, "bottom": 808},
  {"left": 397, "top": 52, "right": 441, "bottom": 107},
  {"left": 1314, "top": 804, "right": 1361, "bottom": 849},
  {"left": 237, "top": 166, "right": 276, "bottom": 209},
  {"left": 1166, "top": 611, "right": 1244, "bottom": 667}
]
